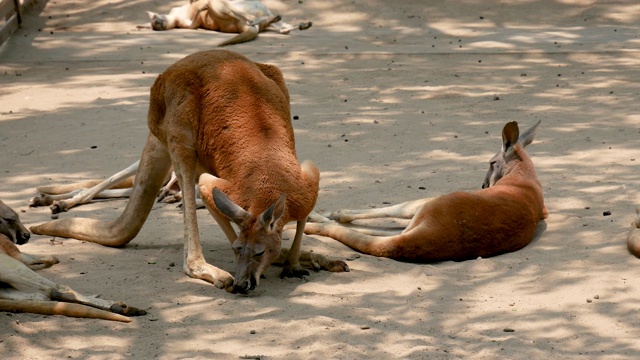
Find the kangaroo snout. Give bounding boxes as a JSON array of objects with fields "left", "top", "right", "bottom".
[
  {"left": 16, "top": 230, "right": 30, "bottom": 245},
  {"left": 231, "top": 275, "right": 258, "bottom": 294},
  {"left": 0, "top": 199, "right": 31, "bottom": 245}
]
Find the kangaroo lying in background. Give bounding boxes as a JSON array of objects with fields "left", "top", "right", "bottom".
[
  {"left": 31, "top": 50, "right": 348, "bottom": 294},
  {"left": 627, "top": 207, "right": 640, "bottom": 257},
  {"left": 0, "top": 200, "right": 145, "bottom": 322},
  {"left": 304, "top": 121, "right": 548, "bottom": 262},
  {"left": 147, "top": 0, "right": 312, "bottom": 47},
  {"left": 29, "top": 161, "right": 186, "bottom": 215}
]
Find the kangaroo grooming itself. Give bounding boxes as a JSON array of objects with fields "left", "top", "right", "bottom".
[
  {"left": 627, "top": 206, "right": 640, "bottom": 257},
  {"left": 0, "top": 200, "right": 145, "bottom": 322},
  {"left": 304, "top": 121, "right": 548, "bottom": 262},
  {"left": 147, "top": 0, "right": 312, "bottom": 47},
  {"left": 31, "top": 50, "right": 348, "bottom": 294}
]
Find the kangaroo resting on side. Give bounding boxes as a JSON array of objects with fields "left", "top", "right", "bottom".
[
  {"left": 147, "top": 0, "right": 312, "bottom": 47},
  {"left": 626, "top": 206, "right": 640, "bottom": 258},
  {"left": 31, "top": 50, "right": 348, "bottom": 294},
  {"left": 0, "top": 200, "right": 146, "bottom": 322},
  {"left": 304, "top": 121, "right": 548, "bottom": 262},
  {"left": 29, "top": 160, "right": 186, "bottom": 215}
]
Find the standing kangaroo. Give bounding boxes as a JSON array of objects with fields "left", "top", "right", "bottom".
[
  {"left": 304, "top": 121, "right": 548, "bottom": 262},
  {"left": 31, "top": 50, "right": 348, "bottom": 294}
]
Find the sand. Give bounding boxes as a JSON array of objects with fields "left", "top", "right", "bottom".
[{"left": 0, "top": 0, "right": 639, "bottom": 359}]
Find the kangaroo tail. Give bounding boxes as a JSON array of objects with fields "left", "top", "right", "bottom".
[
  {"left": 0, "top": 300, "right": 132, "bottom": 322},
  {"left": 217, "top": 26, "right": 259, "bottom": 47}
]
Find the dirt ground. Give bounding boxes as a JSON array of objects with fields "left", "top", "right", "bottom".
[{"left": 1, "top": 0, "right": 639, "bottom": 359}]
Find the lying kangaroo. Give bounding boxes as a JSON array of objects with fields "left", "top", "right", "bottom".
[
  {"left": 29, "top": 160, "right": 185, "bottom": 215},
  {"left": 627, "top": 206, "right": 640, "bottom": 257},
  {"left": 147, "top": 0, "right": 312, "bottom": 47},
  {"left": 0, "top": 200, "right": 146, "bottom": 322},
  {"left": 304, "top": 121, "right": 548, "bottom": 262},
  {"left": 31, "top": 50, "right": 348, "bottom": 294},
  {"left": 29, "top": 160, "right": 139, "bottom": 215}
]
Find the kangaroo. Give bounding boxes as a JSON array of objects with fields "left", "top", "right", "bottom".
[
  {"left": 303, "top": 121, "right": 548, "bottom": 262},
  {"left": 627, "top": 206, "right": 640, "bottom": 257},
  {"left": 0, "top": 200, "right": 146, "bottom": 322},
  {"left": 29, "top": 160, "right": 139, "bottom": 214},
  {"left": 29, "top": 161, "right": 184, "bottom": 215},
  {"left": 31, "top": 50, "right": 348, "bottom": 294},
  {"left": 147, "top": 0, "right": 312, "bottom": 47}
]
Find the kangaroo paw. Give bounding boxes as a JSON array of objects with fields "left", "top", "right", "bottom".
[
  {"left": 299, "top": 21, "right": 312, "bottom": 30},
  {"left": 29, "top": 194, "right": 54, "bottom": 207},
  {"left": 185, "top": 260, "right": 234, "bottom": 289},
  {"left": 300, "top": 252, "right": 350, "bottom": 272},
  {"left": 50, "top": 200, "right": 69, "bottom": 214},
  {"left": 280, "top": 264, "right": 309, "bottom": 279},
  {"left": 110, "top": 302, "right": 147, "bottom": 317}
]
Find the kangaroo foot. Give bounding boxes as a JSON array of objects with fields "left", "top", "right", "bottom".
[{"left": 185, "top": 260, "right": 234, "bottom": 289}]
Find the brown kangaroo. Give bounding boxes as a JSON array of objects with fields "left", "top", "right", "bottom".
[
  {"left": 627, "top": 206, "right": 640, "bottom": 257},
  {"left": 147, "top": 0, "right": 312, "bottom": 47},
  {"left": 303, "top": 121, "right": 548, "bottom": 262},
  {"left": 0, "top": 200, "right": 145, "bottom": 322},
  {"left": 31, "top": 50, "right": 348, "bottom": 294}
]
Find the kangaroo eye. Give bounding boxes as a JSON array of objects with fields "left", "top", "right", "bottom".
[
  {"left": 254, "top": 250, "right": 265, "bottom": 257},
  {"left": 3, "top": 217, "right": 14, "bottom": 224}
]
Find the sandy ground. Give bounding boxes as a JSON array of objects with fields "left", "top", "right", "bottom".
[{"left": 1, "top": 0, "right": 639, "bottom": 359}]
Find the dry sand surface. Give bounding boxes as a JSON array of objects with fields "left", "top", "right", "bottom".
[{"left": 1, "top": 0, "right": 639, "bottom": 359}]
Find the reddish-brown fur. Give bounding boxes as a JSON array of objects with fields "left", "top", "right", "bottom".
[
  {"left": 31, "top": 50, "right": 346, "bottom": 292},
  {"left": 304, "top": 121, "right": 548, "bottom": 262}
]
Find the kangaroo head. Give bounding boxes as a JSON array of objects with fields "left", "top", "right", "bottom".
[
  {"left": 146, "top": 11, "right": 168, "bottom": 31},
  {"left": 0, "top": 200, "right": 31, "bottom": 245},
  {"left": 482, "top": 120, "right": 540, "bottom": 189},
  {"left": 212, "top": 188, "right": 286, "bottom": 294}
]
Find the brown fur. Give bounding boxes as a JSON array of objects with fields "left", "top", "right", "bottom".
[
  {"left": 0, "top": 201, "right": 145, "bottom": 322},
  {"left": 304, "top": 121, "right": 548, "bottom": 262},
  {"left": 147, "top": 0, "right": 312, "bottom": 47},
  {"left": 627, "top": 206, "right": 640, "bottom": 258},
  {"left": 31, "top": 50, "right": 347, "bottom": 293}
]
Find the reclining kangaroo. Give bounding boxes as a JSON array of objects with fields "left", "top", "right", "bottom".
[
  {"left": 29, "top": 160, "right": 185, "bottom": 215},
  {"left": 31, "top": 50, "right": 348, "bottom": 294},
  {"left": 147, "top": 0, "right": 312, "bottom": 47},
  {"left": 627, "top": 207, "right": 640, "bottom": 257},
  {"left": 303, "top": 121, "right": 548, "bottom": 262},
  {"left": 0, "top": 200, "right": 145, "bottom": 322}
]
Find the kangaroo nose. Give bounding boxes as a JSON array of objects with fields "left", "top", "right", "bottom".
[
  {"left": 18, "top": 231, "right": 31, "bottom": 245},
  {"left": 232, "top": 282, "right": 251, "bottom": 295}
]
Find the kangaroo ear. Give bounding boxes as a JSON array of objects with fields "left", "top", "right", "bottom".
[
  {"left": 518, "top": 120, "right": 541, "bottom": 148},
  {"left": 212, "top": 188, "right": 251, "bottom": 225},
  {"left": 258, "top": 194, "right": 287, "bottom": 234},
  {"left": 502, "top": 121, "right": 520, "bottom": 153}
]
